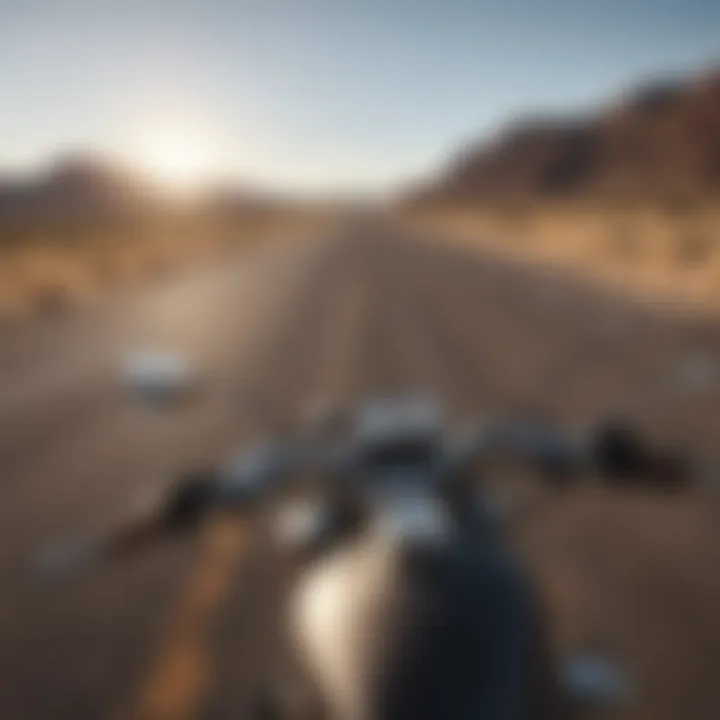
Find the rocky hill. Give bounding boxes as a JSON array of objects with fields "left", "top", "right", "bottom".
[{"left": 412, "top": 67, "right": 720, "bottom": 205}]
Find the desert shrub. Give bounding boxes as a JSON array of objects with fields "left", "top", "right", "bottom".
[
  {"left": 33, "top": 284, "right": 73, "bottom": 317},
  {"left": 608, "top": 217, "right": 642, "bottom": 261},
  {"left": 673, "top": 228, "right": 714, "bottom": 266},
  {"left": 662, "top": 194, "right": 698, "bottom": 222}
]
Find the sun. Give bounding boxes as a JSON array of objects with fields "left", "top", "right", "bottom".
[
  {"left": 147, "top": 145, "right": 208, "bottom": 189},
  {"left": 143, "top": 137, "right": 217, "bottom": 193},
  {"left": 130, "top": 122, "right": 226, "bottom": 194}
]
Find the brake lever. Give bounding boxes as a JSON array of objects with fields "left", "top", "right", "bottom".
[
  {"left": 31, "top": 508, "right": 167, "bottom": 586},
  {"left": 31, "top": 467, "right": 220, "bottom": 586},
  {"left": 588, "top": 421, "right": 696, "bottom": 491},
  {"left": 30, "top": 440, "right": 301, "bottom": 586}
]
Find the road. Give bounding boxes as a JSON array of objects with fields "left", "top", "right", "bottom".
[{"left": 2, "top": 217, "right": 720, "bottom": 719}]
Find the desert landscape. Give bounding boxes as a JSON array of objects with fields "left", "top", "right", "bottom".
[
  {"left": 0, "top": 157, "right": 321, "bottom": 319},
  {"left": 5, "top": 69, "right": 719, "bottom": 322},
  {"left": 405, "top": 68, "right": 720, "bottom": 312}
]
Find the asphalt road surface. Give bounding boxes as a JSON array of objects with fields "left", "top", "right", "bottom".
[{"left": 2, "top": 217, "right": 720, "bottom": 719}]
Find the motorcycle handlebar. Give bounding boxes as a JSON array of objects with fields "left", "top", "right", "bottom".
[
  {"left": 32, "top": 419, "right": 705, "bottom": 584},
  {"left": 467, "top": 420, "right": 695, "bottom": 490}
]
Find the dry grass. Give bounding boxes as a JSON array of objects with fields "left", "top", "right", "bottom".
[
  {"left": 0, "top": 209, "right": 321, "bottom": 320},
  {"left": 406, "top": 201, "right": 720, "bottom": 312}
]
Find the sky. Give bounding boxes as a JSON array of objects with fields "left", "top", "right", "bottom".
[{"left": 1, "top": 0, "right": 719, "bottom": 194}]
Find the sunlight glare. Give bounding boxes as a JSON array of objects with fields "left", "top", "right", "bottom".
[{"left": 132, "top": 121, "right": 227, "bottom": 195}]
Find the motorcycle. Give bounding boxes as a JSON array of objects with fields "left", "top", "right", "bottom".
[{"left": 34, "top": 374, "right": 707, "bottom": 719}]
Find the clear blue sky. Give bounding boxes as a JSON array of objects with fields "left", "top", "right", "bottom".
[{"left": 2, "top": 0, "right": 719, "bottom": 193}]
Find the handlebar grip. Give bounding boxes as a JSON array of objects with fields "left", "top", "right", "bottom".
[
  {"left": 589, "top": 422, "right": 690, "bottom": 490},
  {"left": 163, "top": 469, "right": 219, "bottom": 529},
  {"left": 32, "top": 510, "right": 165, "bottom": 585},
  {"left": 590, "top": 422, "right": 646, "bottom": 482}
]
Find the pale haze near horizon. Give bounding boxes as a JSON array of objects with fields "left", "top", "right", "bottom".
[{"left": 2, "top": 0, "right": 719, "bottom": 195}]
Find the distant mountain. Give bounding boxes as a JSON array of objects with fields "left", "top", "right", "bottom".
[
  {"left": 0, "top": 155, "right": 158, "bottom": 223},
  {"left": 0, "top": 156, "right": 292, "bottom": 231},
  {"left": 410, "top": 67, "right": 720, "bottom": 205}
]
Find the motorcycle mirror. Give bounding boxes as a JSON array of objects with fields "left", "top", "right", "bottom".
[{"left": 122, "top": 349, "right": 200, "bottom": 408}]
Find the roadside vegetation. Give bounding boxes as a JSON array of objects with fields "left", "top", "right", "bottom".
[
  {"left": 0, "top": 206, "right": 318, "bottom": 320},
  {"left": 406, "top": 200, "right": 720, "bottom": 311}
]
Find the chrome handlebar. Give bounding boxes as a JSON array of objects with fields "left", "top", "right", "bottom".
[{"left": 32, "top": 417, "right": 701, "bottom": 584}]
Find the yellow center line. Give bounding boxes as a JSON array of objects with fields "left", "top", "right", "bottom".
[{"left": 125, "top": 517, "right": 248, "bottom": 720}]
